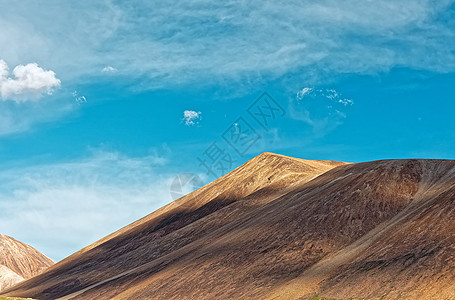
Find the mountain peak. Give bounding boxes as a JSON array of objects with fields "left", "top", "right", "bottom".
[
  {"left": 0, "top": 234, "right": 54, "bottom": 292},
  {"left": 6, "top": 157, "right": 455, "bottom": 299}
]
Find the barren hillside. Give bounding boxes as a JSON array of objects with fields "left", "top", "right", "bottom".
[
  {"left": 0, "top": 234, "right": 54, "bottom": 292},
  {"left": 3, "top": 153, "right": 455, "bottom": 299}
]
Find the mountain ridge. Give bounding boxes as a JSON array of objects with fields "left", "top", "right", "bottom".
[{"left": 3, "top": 153, "right": 455, "bottom": 299}]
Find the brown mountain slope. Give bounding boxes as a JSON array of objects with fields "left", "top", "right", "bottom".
[
  {"left": 59, "top": 158, "right": 434, "bottom": 300},
  {"left": 267, "top": 159, "right": 455, "bottom": 299},
  {"left": 3, "top": 155, "right": 455, "bottom": 299},
  {"left": 2, "top": 153, "right": 346, "bottom": 299},
  {"left": 0, "top": 234, "right": 54, "bottom": 292}
]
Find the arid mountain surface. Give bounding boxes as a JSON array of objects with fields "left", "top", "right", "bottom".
[
  {"left": 3, "top": 153, "right": 455, "bottom": 299},
  {"left": 0, "top": 234, "right": 54, "bottom": 292}
]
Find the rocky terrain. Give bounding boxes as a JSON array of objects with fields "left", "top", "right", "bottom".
[
  {"left": 0, "top": 234, "right": 54, "bottom": 292},
  {"left": 0, "top": 266, "right": 23, "bottom": 293},
  {"left": 3, "top": 153, "right": 455, "bottom": 299}
]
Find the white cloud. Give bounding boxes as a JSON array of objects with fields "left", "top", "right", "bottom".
[
  {"left": 102, "top": 66, "right": 117, "bottom": 73},
  {"left": 183, "top": 110, "right": 202, "bottom": 126},
  {"left": 291, "top": 88, "right": 354, "bottom": 136},
  {"left": 0, "top": 100, "right": 73, "bottom": 136},
  {"left": 72, "top": 91, "right": 87, "bottom": 104},
  {"left": 296, "top": 88, "right": 314, "bottom": 100},
  {"left": 0, "top": 59, "right": 60, "bottom": 102},
  {"left": 0, "top": 1, "right": 455, "bottom": 89},
  {"left": 76, "top": 95, "right": 87, "bottom": 104},
  {"left": 0, "top": 150, "right": 181, "bottom": 261}
]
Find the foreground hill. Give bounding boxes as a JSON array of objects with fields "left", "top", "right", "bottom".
[
  {"left": 0, "top": 234, "right": 54, "bottom": 292},
  {"left": 3, "top": 153, "right": 455, "bottom": 299}
]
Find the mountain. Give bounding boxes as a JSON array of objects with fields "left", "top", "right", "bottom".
[
  {"left": 3, "top": 153, "right": 455, "bottom": 299},
  {"left": 0, "top": 234, "right": 54, "bottom": 292},
  {"left": 0, "top": 265, "right": 24, "bottom": 293}
]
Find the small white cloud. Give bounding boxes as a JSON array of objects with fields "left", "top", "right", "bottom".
[
  {"left": 0, "top": 59, "right": 61, "bottom": 102},
  {"left": 72, "top": 91, "right": 87, "bottom": 104},
  {"left": 183, "top": 110, "right": 202, "bottom": 126},
  {"left": 102, "top": 66, "right": 117, "bottom": 73},
  {"left": 325, "top": 89, "right": 339, "bottom": 100},
  {"left": 338, "top": 98, "right": 354, "bottom": 106},
  {"left": 76, "top": 95, "right": 87, "bottom": 104},
  {"left": 296, "top": 88, "right": 313, "bottom": 100},
  {"left": 291, "top": 88, "right": 354, "bottom": 136},
  {"left": 297, "top": 88, "right": 354, "bottom": 107}
]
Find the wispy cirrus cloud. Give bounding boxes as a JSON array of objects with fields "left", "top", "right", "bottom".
[
  {"left": 1, "top": 1, "right": 455, "bottom": 89},
  {"left": 0, "top": 149, "right": 178, "bottom": 261},
  {"left": 0, "top": 98, "right": 73, "bottom": 136},
  {"left": 1, "top": 1, "right": 454, "bottom": 137}
]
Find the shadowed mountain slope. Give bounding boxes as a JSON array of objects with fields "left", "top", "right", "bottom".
[
  {"left": 2, "top": 153, "right": 346, "bottom": 299},
  {"left": 3, "top": 154, "right": 455, "bottom": 299},
  {"left": 0, "top": 234, "right": 54, "bottom": 292}
]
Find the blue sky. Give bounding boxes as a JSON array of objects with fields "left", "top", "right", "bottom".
[{"left": 1, "top": 0, "right": 455, "bottom": 261}]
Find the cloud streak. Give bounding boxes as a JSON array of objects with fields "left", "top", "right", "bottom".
[
  {"left": 0, "top": 99, "right": 73, "bottom": 136},
  {"left": 1, "top": 1, "right": 454, "bottom": 89},
  {"left": 0, "top": 150, "right": 178, "bottom": 261}
]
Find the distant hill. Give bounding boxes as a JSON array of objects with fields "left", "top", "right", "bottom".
[
  {"left": 0, "top": 234, "right": 54, "bottom": 292},
  {"left": 3, "top": 153, "right": 455, "bottom": 299}
]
